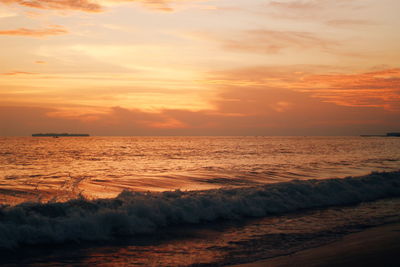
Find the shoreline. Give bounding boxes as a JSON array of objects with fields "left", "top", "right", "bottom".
[{"left": 233, "top": 222, "right": 400, "bottom": 267}]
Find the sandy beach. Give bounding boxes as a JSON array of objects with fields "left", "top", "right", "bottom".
[{"left": 234, "top": 223, "right": 400, "bottom": 267}]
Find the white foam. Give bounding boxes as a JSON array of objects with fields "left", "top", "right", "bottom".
[{"left": 0, "top": 171, "right": 399, "bottom": 249}]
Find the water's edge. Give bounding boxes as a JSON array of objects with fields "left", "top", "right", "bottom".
[{"left": 1, "top": 170, "right": 399, "bottom": 250}]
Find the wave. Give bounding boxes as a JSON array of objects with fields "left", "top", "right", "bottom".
[{"left": 0, "top": 170, "right": 399, "bottom": 249}]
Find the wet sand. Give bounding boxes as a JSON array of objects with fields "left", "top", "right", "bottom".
[{"left": 234, "top": 223, "right": 400, "bottom": 267}]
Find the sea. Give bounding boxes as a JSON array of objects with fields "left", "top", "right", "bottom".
[{"left": 0, "top": 136, "right": 399, "bottom": 266}]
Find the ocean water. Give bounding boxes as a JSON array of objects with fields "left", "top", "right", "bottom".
[{"left": 0, "top": 136, "right": 400, "bottom": 266}]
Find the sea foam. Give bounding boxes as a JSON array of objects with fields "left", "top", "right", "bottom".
[{"left": 0, "top": 171, "right": 399, "bottom": 249}]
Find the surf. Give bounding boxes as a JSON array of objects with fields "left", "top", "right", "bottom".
[{"left": 0, "top": 170, "right": 399, "bottom": 249}]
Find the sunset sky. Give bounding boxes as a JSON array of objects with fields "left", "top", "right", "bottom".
[{"left": 1, "top": 0, "right": 399, "bottom": 136}]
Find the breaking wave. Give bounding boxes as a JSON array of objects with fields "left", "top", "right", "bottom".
[{"left": 1, "top": 171, "right": 399, "bottom": 249}]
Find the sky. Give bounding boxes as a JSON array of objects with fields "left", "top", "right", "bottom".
[{"left": 0, "top": 0, "right": 399, "bottom": 136}]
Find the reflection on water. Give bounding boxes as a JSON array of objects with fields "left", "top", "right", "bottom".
[
  {"left": 0, "top": 136, "right": 400, "bottom": 204},
  {"left": 2, "top": 198, "right": 400, "bottom": 266},
  {"left": 1, "top": 137, "right": 400, "bottom": 266}
]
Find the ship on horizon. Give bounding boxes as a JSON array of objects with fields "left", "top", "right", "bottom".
[
  {"left": 32, "top": 133, "right": 90, "bottom": 137},
  {"left": 360, "top": 132, "right": 400, "bottom": 137}
]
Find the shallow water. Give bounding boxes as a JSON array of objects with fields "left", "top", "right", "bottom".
[
  {"left": 1, "top": 136, "right": 400, "bottom": 266},
  {"left": 1, "top": 136, "right": 399, "bottom": 204},
  {"left": 2, "top": 197, "right": 400, "bottom": 266}
]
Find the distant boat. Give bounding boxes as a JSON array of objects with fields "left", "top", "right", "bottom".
[
  {"left": 360, "top": 132, "right": 400, "bottom": 137},
  {"left": 32, "top": 133, "right": 90, "bottom": 137}
]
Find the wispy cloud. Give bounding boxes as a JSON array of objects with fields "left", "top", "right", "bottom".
[
  {"left": 264, "top": 0, "right": 369, "bottom": 23},
  {"left": 0, "top": 0, "right": 103, "bottom": 12},
  {"left": 111, "top": 0, "right": 208, "bottom": 12},
  {"left": 217, "top": 29, "right": 337, "bottom": 54},
  {"left": 269, "top": 0, "right": 320, "bottom": 10},
  {"left": 268, "top": 0, "right": 362, "bottom": 11},
  {"left": 209, "top": 66, "right": 400, "bottom": 111},
  {"left": 3, "top": 84, "right": 398, "bottom": 136},
  {"left": 302, "top": 68, "right": 400, "bottom": 110},
  {"left": 325, "top": 19, "right": 377, "bottom": 27},
  {"left": 0, "top": 71, "right": 37, "bottom": 75},
  {"left": 0, "top": 26, "right": 68, "bottom": 37},
  {"left": 0, "top": 0, "right": 204, "bottom": 13},
  {"left": 134, "top": 0, "right": 174, "bottom": 12}
]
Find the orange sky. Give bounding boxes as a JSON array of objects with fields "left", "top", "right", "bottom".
[{"left": 1, "top": 0, "right": 399, "bottom": 135}]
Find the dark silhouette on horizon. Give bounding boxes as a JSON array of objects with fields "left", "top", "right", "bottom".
[{"left": 32, "top": 133, "right": 90, "bottom": 137}]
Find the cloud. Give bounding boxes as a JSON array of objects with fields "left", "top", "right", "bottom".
[
  {"left": 0, "top": 0, "right": 103, "bottom": 12},
  {"left": 0, "top": 26, "right": 68, "bottom": 37},
  {"left": 269, "top": 0, "right": 320, "bottom": 10},
  {"left": 0, "top": 71, "right": 37, "bottom": 75},
  {"left": 213, "top": 29, "right": 337, "bottom": 54},
  {"left": 325, "top": 19, "right": 377, "bottom": 27},
  {"left": 2, "top": 85, "right": 398, "bottom": 136},
  {"left": 110, "top": 0, "right": 208, "bottom": 12},
  {"left": 210, "top": 66, "right": 400, "bottom": 111},
  {"left": 134, "top": 0, "right": 174, "bottom": 12},
  {"left": 302, "top": 68, "right": 400, "bottom": 110},
  {"left": 0, "top": 0, "right": 204, "bottom": 13},
  {"left": 268, "top": 0, "right": 361, "bottom": 11},
  {"left": 1, "top": 66, "right": 399, "bottom": 136},
  {"left": 0, "top": 105, "right": 191, "bottom": 136},
  {"left": 265, "top": 0, "right": 368, "bottom": 23}
]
